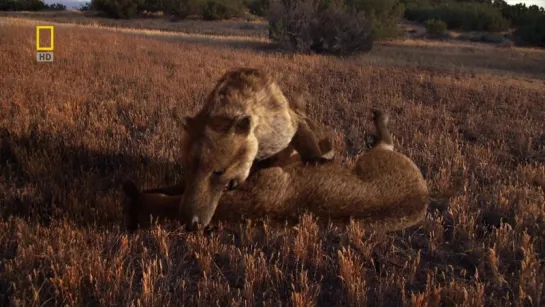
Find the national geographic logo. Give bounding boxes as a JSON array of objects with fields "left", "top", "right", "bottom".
[{"left": 36, "top": 26, "right": 54, "bottom": 62}]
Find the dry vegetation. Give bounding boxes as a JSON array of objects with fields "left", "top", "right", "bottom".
[
  {"left": 0, "top": 10, "right": 269, "bottom": 37},
  {"left": 1, "top": 16, "right": 545, "bottom": 306}
]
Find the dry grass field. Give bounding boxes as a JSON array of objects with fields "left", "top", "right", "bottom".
[
  {"left": 1, "top": 16, "right": 545, "bottom": 306},
  {"left": 0, "top": 10, "right": 269, "bottom": 37}
]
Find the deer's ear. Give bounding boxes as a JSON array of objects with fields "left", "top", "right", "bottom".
[{"left": 233, "top": 115, "right": 252, "bottom": 136}]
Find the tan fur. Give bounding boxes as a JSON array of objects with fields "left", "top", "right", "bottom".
[
  {"left": 178, "top": 68, "right": 332, "bottom": 228},
  {"left": 123, "top": 110, "right": 431, "bottom": 233}
]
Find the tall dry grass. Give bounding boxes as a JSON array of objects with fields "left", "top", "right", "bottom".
[
  {"left": 0, "top": 11, "right": 269, "bottom": 38},
  {"left": 0, "top": 19, "right": 544, "bottom": 306}
]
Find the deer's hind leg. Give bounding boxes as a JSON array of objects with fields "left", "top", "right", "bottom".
[
  {"left": 371, "top": 109, "right": 393, "bottom": 151},
  {"left": 354, "top": 109, "right": 395, "bottom": 179},
  {"left": 290, "top": 118, "right": 334, "bottom": 165}
]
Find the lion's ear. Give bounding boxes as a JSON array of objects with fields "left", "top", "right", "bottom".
[
  {"left": 233, "top": 115, "right": 252, "bottom": 136},
  {"left": 180, "top": 116, "right": 196, "bottom": 133}
]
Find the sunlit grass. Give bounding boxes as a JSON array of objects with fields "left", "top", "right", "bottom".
[{"left": 0, "top": 19, "right": 544, "bottom": 306}]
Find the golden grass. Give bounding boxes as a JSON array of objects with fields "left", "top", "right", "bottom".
[
  {"left": 1, "top": 18, "right": 544, "bottom": 306},
  {"left": 0, "top": 10, "right": 269, "bottom": 37}
]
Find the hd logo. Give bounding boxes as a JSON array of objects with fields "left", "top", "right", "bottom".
[{"left": 36, "top": 26, "right": 54, "bottom": 63}]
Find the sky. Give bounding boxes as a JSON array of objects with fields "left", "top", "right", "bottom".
[
  {"left": 45, "top": 0, "right": 545, "bottom": 10},
  {"left": 506, "top": 0, "right": 545, "bottom": 8}
]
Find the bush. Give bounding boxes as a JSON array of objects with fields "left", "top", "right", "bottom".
[
  {"left": 79, "top": 2, "right": 93, "bottom": 10},
  {"left": 138, "top": 0, "right": 161, "bottom": 12},
  {"left": 513, "top": 15, "right": 545, "bottom": 47},
  {"left": 345, "top": 0, "right": 405, "bottom": 40},
  {"left": 424, "top": 18, "right": 446, "bottom": 37},
  {"left": 313, "top": 7, "right": 374, "bottom": 54},
  {"left": 201, "top": 0, "right": 245, "bottom": 20},
  {"left": 268, "top": 0, "right": 374, "bottom": 55},
  {"left": 92, "top": 0, "right": 143, "bottom": 18},
  {"left": 0, "top": 0, "right": 17, "bottom": 10},
  {"left": 494, "top": 1, "right": 545, "bottom": 28},
  {"left": 245, "top": 0, "right": 268, "bottom": 16},
  {"left": 161, "top": 0, "right": 203, "bottom": 19},
  {"left": 46, "top": 2, "right": 66, "bottom": 10},
  {"left": 268, "top": 0, "right": 317, "bottom": 51},
  {"left": 405, "top": 2, "right": 510, "bottom": 32},
  {"left": 0, "top": 0, "right": 47, "bottom": 10}
]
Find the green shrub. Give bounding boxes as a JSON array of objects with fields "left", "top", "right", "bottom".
[
  {"left": 345, "top": 0, "right": 405, "bottom": 40},
  {"left": 424, "top": 18, "right": 446, "bottom": 37},
  {"left": 0, "top": 0, "right": 13, "bottom": 10},
  {"left": 0, "top": 0, "right": 47, "bottom": 11},
  {"left": 494, "top": 1, "right": 545, "bottom": 28},
  {"left": 138, "top": 0, "right": 161, "bottom": 12},
  {"left": 0, "top": 0, "right": 17, "bottom": 10},
  {"left": 314, "top": 7, "right": 374, "bottom": 54},
  {"left": 513, "top": 15, "right": 545, "bottom": 47},
  {"left": 405, "top": 2, "right": 510, "bottom": 32},
  {"left": 79, "top": 2, "right": 93, "bottom": 10},
  {"left": 92, "top": 0, "right": 143, "bottom": 18},
  {"left": 244, "top": 0, "right": 268, "bottom": 16},
  {"left": 268, "top": 0, "right": 317, "bottom": 51},
  {"left": 161, "top": 0, "right": 203, "bottom": 19},
  {"left": 268, "top": 0, "right": 373, "bottom": 55},
  {"left": 46, "top": 3, "right": 66, "bottom": 10},
  {"left": 201, "top": 0, "right": 245, "bottom": 20}
]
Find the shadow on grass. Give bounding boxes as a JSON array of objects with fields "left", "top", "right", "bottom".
[
  {"left": 0, "top": 128, "right": 184, "bottom": 228},
  {"left": 0, "top": 127, "right": 355, "bottom": 306}
]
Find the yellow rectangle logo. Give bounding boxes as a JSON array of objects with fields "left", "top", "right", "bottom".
[{"left": 36, "top": 26, "right": 54, "bottom": 51}]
